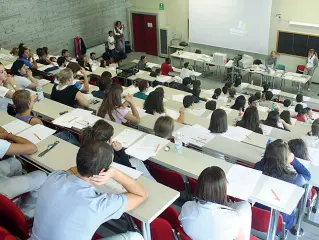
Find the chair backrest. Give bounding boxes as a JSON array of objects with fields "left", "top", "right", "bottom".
[
  {"left": 195, "top": 49, "right": 201, "bottom": 54},
  {"left": 187, "top": 177, "right": 197, "bottom": 195},
  {"left": 297, "top": 65, "right": 306, "bottom": 72},
  {"left": 0, "top": 194, "right": 29, "bottom": 240},
  {"left": 253, "top": 59, "right": 262, "bottom": 65},
  {"left": 151, "top": 218, "right": 176, "bottom": 240},
  {"left": 0, "top": 226, "right": 17, "bottom": 240},
  {"left": 251, "top": 206, "right": 283, "bottom": 233},
  {"left": 146, "top": 162, "right": 185, "bottom": 192},
  {"left": 276, "top": 64, "right": 286, "bottom": 71},
  {"left": 159, "top": 206, "right": 181, "bottom": 230}
]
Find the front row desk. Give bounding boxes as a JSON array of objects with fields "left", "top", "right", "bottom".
[{"left": 1, "top": 110, "right": 316, "bottom": 240}]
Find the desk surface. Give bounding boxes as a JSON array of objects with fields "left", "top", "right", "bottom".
[{"left": 32, "top": 98, "right": 73, "bottom": 120}]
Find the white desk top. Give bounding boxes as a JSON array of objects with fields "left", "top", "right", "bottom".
[{"left": 32, "top": 98, "right": 74, "bottom": 120}]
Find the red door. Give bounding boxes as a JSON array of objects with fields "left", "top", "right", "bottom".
[
  {"left": 132, "top": 13, "right": 158, "bottom": 56},
  {"left": 132, "top": 13, "right": 146, "bottom": 53}
]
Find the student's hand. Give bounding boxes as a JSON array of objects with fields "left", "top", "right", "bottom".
[
  {"left": 179, "top": 107, "right": 185, "bottom": 114},
  {"left": 0, "top": 126, "right": 7, "bottom": 134},
  {"left": 89, "top": 168, "right": 118, "bottom": 185},
  {"left": 79, "top": 68, "right": 87, "bottom": 76},
  {"left": 112, "top": 141, "right": 123, "bottom": 151},
  {"left": 26, "top": 69, "right": 33, "bottom": 78},
  {"left": 6, "top": 75, "right": 15, "bottom": 86},
  {"left": 125, "top": 94, "right": 133, "bottom": 104}
]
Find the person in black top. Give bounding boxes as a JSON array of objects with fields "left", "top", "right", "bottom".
[
  {"left": 92, "top": 71, "right": 112, "bottom": 99},
  {"left": 57, "top": 57, "right": 67, "bottom": 67},
  {"left": 77, "top": 56, "right": 92, "bottom": 72},
  {"left": 176, "top": 77, "right": 193, "bottom": 93},
  {"left": 192, "top": 80, "right": 207, "bottom": 103},
  {"left": 231, "top": 95, "right": 246, "bottom": 111},
  {"left": 262, "top": 110, "right": 291, "bottom": 131},
  {"left": 236, "top": 106, "right": 263, "bottom": 134},
  {"left": 51, "top": 68, "right": 89, "bottom": 108}
]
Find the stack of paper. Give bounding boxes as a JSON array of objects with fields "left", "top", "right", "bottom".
[
  {"left": 2, "top": 120, "right": 31, "bottom": 135},
  {"left": 112, "top": 129, "right": 144, "bottom": 148},
  {"left": 172, "top": 95, "right": 185, "bottom": 103},
  {"left": 125, "top": 134, "right": 169, "bottom": 161},
  {"left": 220, "top": 106, "right": 233, "bottom": 115},
  {"left": 222, "top": 126, "right": 252, "bottom": 142},
  {"left": 260, "top": 124, "right": 273, "bottom": 136},
  {"left": 174, "top": 124, "right": 216, "bottom": 148},
  {"left": 165, "top": 108, "right": 180, "bottom": 120},
  {"left": 17, "top": 124, "right": 56, "bottom": 144},
  {"left": 226, "top": 165, "right": 262, "bottom": 200},
  {"left": 189, "top": 108, "right": 206, "bottom": 117}
]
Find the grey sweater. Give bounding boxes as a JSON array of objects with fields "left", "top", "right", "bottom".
[{"left": 265, "top": 56, "right": 277, "bottom": 69}]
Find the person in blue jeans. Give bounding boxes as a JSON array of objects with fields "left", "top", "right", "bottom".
[
  {"left": 254, "top": 139, "right": 311, "bottom": 231},
  {"left": 12, "top": 89, "right": 80, "bottom": 146}
]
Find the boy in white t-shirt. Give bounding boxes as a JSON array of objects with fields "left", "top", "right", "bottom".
[{"left": 107, "top": 30, "right": 116, "bottom": 57}]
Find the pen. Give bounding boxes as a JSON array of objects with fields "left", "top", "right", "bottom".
[
  {"left": 154, "top": 144, "right": 160, "bottom": 153},
  {"left": 271, "top": 189, "right": 280, "bottom": 201},
  {"left": 34, "top": 133, "right": 41, "bottom": 141}
]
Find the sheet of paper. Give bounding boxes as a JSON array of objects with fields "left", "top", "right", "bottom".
[
  {"left": 145, "top": 87, "right": 154, "bottom": 95},
  {"left": 206, "top": 112, "right": 212, "bottom": 119},
  {"left": 258, "top": 106, "right": 269, "bottom": 113},
  {"left": 189, "top": 108, "right": 206, "bottom": 117},
  {"left": 290, "top": 117, "right": 297, "bottom": 125},
  {"left": 172, "top": 94, "right": 185, "bottom": 103},
  {"left": 125, "top": 134, "right": 169, "bottom": 161},
  {"left": 218, "top": 96, "right": 228, "bottom": 102},
  {"left": 146, "top": 62, "right": 159, "bottom": 68},
  {"left": 271, "top": 89, "right": 281, "bottom": 95},
  {"left": 25, "top": 89, "right": 37, "bottom": 96},
  {"left": 112, "top": 129, "right": 144, "bottom": 148},
  {"left": 226, "top": 165, "right": 262, "bottom": 200},
  {"left": 136, "top": 107, "right": 147, "bottom": 118},
  {"left": 260, "top": 124, "right": 273, "bottom": 136},
  {"left": 123, "top": 87, "right": 138, "bottom": 96},
  {"left": 156, "top": 75, "right": 172, "bottom": 83},
  {"left": 255, "top": 177, "right": 295, "bottom": 207},
  {"left": 203, "top": 89, "right": 215, "bottom": 95},
  {"left": 241, "top": 83, "right": 249, "bottom": 88},
  {"left": 165, "top": 108, "right": 180, "bottom": 120},
  {"left": 69, "top": 108, "right": 93, "bottom": 117},
  {"left": 220, "top": 106, "right": 233, "bottom": 115},
  {"left": 303, "top": 96, "right": 310, "bottom": 102},
  {"left": 2, "top": 120, "right": 31, "bottom": 135},
  {"left": 222, "top": 126, "right": 252, "bottom": 142},
  {"left": 83, "top": 93, "right": 95, "bottom": 101},
  {"left": 111, "top": 162, "right": 143, "bottom": 179},
  {"left": 308, "top": 147, "right": 319, "bottom": 166},
  {"left": 17, "top": 124, "right": 56, "bottom": 144}
]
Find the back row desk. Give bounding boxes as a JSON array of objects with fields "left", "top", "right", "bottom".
[{"left": 0, "top": 113, "right": 179, "bottom": 240}]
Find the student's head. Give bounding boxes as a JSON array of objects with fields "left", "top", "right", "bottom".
[
  {"left": 97, "top": 84, "right": 123, "bottom": 121},
  {"left": 308, "top": 49, "right": 315, "bottom": 57},
  {"left": 183, "top": 95, "right": 195, "bottom": 108},
  {"left": 57, "top": 56, "right": 67, "bottom": 67},
  {"left": 208, "top": 109, "right": 228, "bottom": 133},
  {"left": 66, "top": 62, "right": 81, "bottom": 75},
  {"left": 155, "top": 87, "right": 164, "bottom": 96},
  {"left": 143, "top": 90, "right": 165, "bottom": 115},
  {"left": 140, "top": 55, "right": 146, "bottom": 62},
  {"left": 264, "top": 111, "right": 280, "bottom": 127},
  {"left": 228, "top": 88, "right": 236, "bottom": 98},
  {"left": 265, "top": 91, "right": 273, "bottom": 101},
  {"left": 97, "top": 71, "right": 112, "bottom": 92},
  {"left": 90, "top": 52, "right": 96, "bottom": 60},
  {"left": 153, "top": 116, "right": 174, "bottom": 139},
  {"left": 222, "top": 86, "right": 228, "bottom": 95},
  {"left": 212, "top": 88, "right": 221, "bottom": 100},
  {"left": 50, "top": 57, "right": 57, "bottom": 62},
  {"left": 182, "top": 77, "right": 192, "bottom": 87},
  {"left": 100, "top": 59, "right": 107, "bottom": 68},
  {"left": 10, "top": 47, "right": 18, "bottom": 56},
  {"left": 195, "top": 166, "right": 227, "bottom": 205},
  {"left": 283, "top": 99, "right": 291, "bottom": 107},
  {"left": 81, "top": 120, "right": 114, "bottom": 145},
  {"left": 297, "top": 108, "right": 306, "bottom": 116},
  {"left": 165, "top": 58, "right": 171, "bottom": 64},
  {"left": 108, "top": 30, "right": 113, "bottom": 36},
  {"left": 11, "top": 60, "right": 27, "bottom": 76},
  {"left": 18, "top": 46, "right": 30, "bottom": 58},
  {"left": 135, "top": 80, "right": 149, "bottom": 93},
  {"left": 311, "top": 119, "right": 319, "bottom": 137},
  {"left": 294, "top": 104, "right": 303, "bottom": 114},
  {"left": 241, "top": 106, "right": 260, "bottom": 132},
  {"left": 76, "top": 142, "right": 114, "bottom": 178},
  {"left": 12, "top": 90, "right": 33, "bottom": 113},
  {"left": 255, "top": 91, "right": 261, "bottom": 100},
  {"left": 184, "top": 62, "right": 189, "bottom": 69},
  {"left": 280, "top": 111, "right": 291, "bottom": 125},
  {"left": 115, "top": 21, "right": 122, "bottom": 27},
  {"left": 234, "top": 77, "right": 241, "bottom": 87},
  {"left": 224, "top": 82, "right": 232, "bottom": 88},
  {"left": 270, "top": 51, "right": 276, "bottom": 59},
  {"left": 192, "top": 80, "right": 201, "bottom": 97},
  {"left": 57, "top": 68, "right": 74, "bottom": 85},
  {"left": 231, "top": 95, "right": 246, "bottom": 111},
  {"left": 61, "top": 49, "right": 69, "bottom": 58},
  {"left": 37, "top": 49, "right": 47, "bottom": 60},
  {"left": 248, "top": 95, "right": 258, "bottom": 107},
  {"left": 0, "top": 63, "right": 8, "bottom": 84},
  {"left": 205, "top": 100, "right": 217, "bottom": 111},
  {"left": 296, "top": 94, "right": 303, "bottom": 103},
  {"left": 288, "top": 139, "right": 309, "bottom": 160},
  {"left": 42, "top": 47, "right": 48, "bottom": 55},
  {"left": 262, "top": 84, "right": 269, "bottom": 93},
  {"left": 262, "top": 139, "right": 296, "bottom": 180}
]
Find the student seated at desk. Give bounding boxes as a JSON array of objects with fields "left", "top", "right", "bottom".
[
  {"left": 183, "top": 95, "right": 195, "bottom": 111},
  {"left": 0, "top": 126, "right": 47, "bottom": 218},
  {"left": 31, "top": 142, "right": 146, "bottom": 240},
  {"left": 133, "top": 80, "right": 149, "bottom": 100},
  {"left": 234, "top": 78, "right": 245, "bottom": 94},
  {"left": 254, "top": 139, "right": 311, "bottom": 231},
  {"left": 205, "top": 100, "right": 217, "bottom": 111},
  {"left": 293, "top": 107, "right": 310, "bottom": 123},
  {"left": 16, "top": 46, "right": 38, "bottom": 69},
  {"left": 231, "top": 95, "right": 246, "bottom": 112},
  {"left": 212, "top": 88, "right": 221, "bottom": 100},
  {"left": 221, "top": 86, "right": 229, "bottom": 96},
  {"left": 228, "top": 88, "right": 236, "bottom": 100},
  {"left": 77, "top": 56, "right": 93, "bottom": 72},
  {"left": 248, "top": 95, "right": 258, "bottom": 108},
  {"left": 161, "top": 58, "right": 173, "bottom": 76},
  {"left": 10, "top": 47, "right": 19, "bottom": 56},
  {"left": 262, "top": 111, "right": 291, "bottom": 131},
  {"left": 36, "top": 49, "right": 59, "bottom": 72},
  {"left": 192, "top": 80, "right": 207, "bottom": 103},
  {"left": 57, "top": 56, "right": 67, "bottom": 67},
  {"left": 280, "top": 111, "right": 292, "bottom": 126},
  {"left": 100, "top": 59, "right": 108, "bottom": 68},
  {"left": 91, "top": 71, "right": 112, "bottom": 99},
  {"left": 259, "top": 90, "right": 276, "bottom": 110},
  {"left": 179, "top": 166, "right": 251, "bottom": 240},
  {"left": 154, "top": 116, "right": 175, "bottom": 140},
  {"left": 51, "top": 68, "right": 89, "bottom": 108},
  {"left": 61, "top": 49, "right": 71, "bottom": 61},
  {"left": 65, "top": 62, "right": 90, "bottom": 93},
  {"left": 144, "top": 90, "right": 184, "bottom": 123},
  {"left": 10, "top": 60, "right": 38, "bottom": 90},
  {"left": 236, "top": 106, "right": 263, "bottom": 134},
  {"left": 295, "top": 94, "right": 308, "bottom": 108},
  {"left": 98, "top": 84, "right": 140, "bottom": 125},
  {"left": 283, "top": 99, "right": 296, "bottom": 117},
  {"left": 302, "top": 119, "right": 319, "bottom": 148},
  {"left": 137, "top": 56, "right": 151, "bottom": 71},
  {"left": 12, "top": 90, "right": 80, "bottom": 146},
  {"left": 288, "top": 139, "right": 310, "bottom": 161},
  {"left": 180, "top": 62, "right": 194, "bottom": 79},
  {"left": 254, "top": 91, "right": 261, "bottom": 101},
  {"left": 0, "top": 63, "right": 18, "bottom": 113},
  {"left": 175, "top": 77, "right": 193, "bottom": 94}
]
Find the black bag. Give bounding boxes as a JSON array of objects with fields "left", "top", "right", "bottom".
[{"left": 150, "top": 71, "right": 157, "bottom": 77}]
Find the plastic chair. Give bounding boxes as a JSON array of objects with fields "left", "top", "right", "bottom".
[
  {"left": 0, "top": 226, "right": 17, "bottom": 240},
  {"left": 296, "top": 65, "right": 306, "bottom": 74},
  {"left": 145, "top": 162, "right": 186, "bottom": 192},
  {"left": 253, "top": 59, "right": 263, "bottom": 65}
]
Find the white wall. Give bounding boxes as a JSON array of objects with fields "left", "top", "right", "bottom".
[{"left": 130, "top": 0, "right": 319, "bottom": 82}]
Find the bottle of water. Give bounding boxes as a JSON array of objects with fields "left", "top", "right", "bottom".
[
  {"left": 36, "top": 82, "right": 44, "bottom": 100},
  {"left": 271, "top": 102, "right": 276, "bottom": 111},
  {"left": 175, "top": 132, "right": 183, "bottom": 152}
]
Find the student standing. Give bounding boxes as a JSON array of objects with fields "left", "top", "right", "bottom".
[
  {"left": 114, "top": 21, "right": 125, "bottom": 54},
  {"left": 0, "top": 126, "right": 46, "bottom": 218},
  {"left": 265, "top": 51, "right": 277, "bottom": 71},
  {"left": 304, "top": 49, "right": 318, "bottom": 91},
  {"left": 31, "top": 142, "right": 146, "bottom": 240},
  {"left": 107, "top": 31, "right": 116, "bottom": 58},
  {"left": 179, "top": 166, "right": 252, "bottom": 240},
  {"left": 10, "top": 60, "right": 38, "bottom": 90},
  {"left": 254, "top": 139, "right": 311, "bottom": 230},
  {"left": 0, "top": 63, "right": 18, "bottom": 113},
  {"left": 97, "top": 84, "right": 140, "bottom": 124},
  {"left": 161, "top": 58, "right": 173, "bottom": 76},
  {"left": 236, "top": 106, "right": 263, "bottom": 134}
]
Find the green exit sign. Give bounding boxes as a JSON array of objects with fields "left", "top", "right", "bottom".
[{"left": 159, "top": 3, "right": 164, "bottom": 10}]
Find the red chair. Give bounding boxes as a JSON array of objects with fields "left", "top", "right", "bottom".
[
  {"left": 145, "top": 162, "right": 185, "bottom": 192},
  {"left": 91, "top": 233, "right": 103, "bottom": 240},
  {"left": 251, "top": 206, "right": 286, "bottom": 239},
  {"left": 0, "top": 226, "right": 18, "bottom": 240},
  {"left": 296, "top": 65, "right": 306, "bottom": 74},
  {"left": 187, "top": 177, "right": 197, "bottom": 195}
]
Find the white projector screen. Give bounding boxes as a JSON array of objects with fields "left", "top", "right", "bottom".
[{"left": 189, "top": 0, "right": 273, "bottom": 54}]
